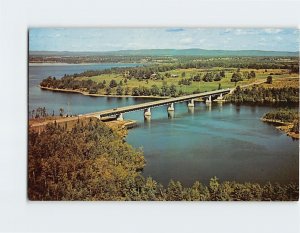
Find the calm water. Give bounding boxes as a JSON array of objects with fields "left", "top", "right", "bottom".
[{"left": 29, "top": 64, "right": 299, "bottom": 186}]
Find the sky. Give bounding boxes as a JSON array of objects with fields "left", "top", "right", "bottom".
[{"left": 29, "top": 28, "right": 299, "bottom": 52}]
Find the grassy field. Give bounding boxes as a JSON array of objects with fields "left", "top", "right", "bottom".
[
  {"left": 260, "top": 76, "right": 299, "bottom": 89},
  {"left": 77, "top": 68, "right": 297, "bottom": 95}
]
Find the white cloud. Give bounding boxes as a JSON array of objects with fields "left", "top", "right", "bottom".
[
  {"left": 260, "top": 37, "right": 266, "bottom": 42},
  {"left": 232, "top": 29, "right": 257, "bottom": 36},
  {"left": 264, "top": 29, "right": 282, "bottom": 34},
  {"left": 234, "top": 29, "right": 245, "bottom": 35},
  {"left": 179, "top": 37, "right": 193, "bottom": 44}
]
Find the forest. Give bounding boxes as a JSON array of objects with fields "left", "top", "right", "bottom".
[
  {"left": 263, "top": 108, "right": 299, "bottom": 134},
  {"left": 28, "top": 118, "right": 299, "bottom": 201},
  {"left": 226, "top": 85, "right": 299, "bottom": 103},
  {"left": 51, "top": 56, "right": 299, "bottom": 80},
  {"left": 39, "top": 56, "right": 299, "bottom": 98}
]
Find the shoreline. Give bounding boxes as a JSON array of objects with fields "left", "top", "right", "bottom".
[
  {"left": 39, "top": 85, "right": 170, "bottom": 99},
  {"left": 261, "top": 118, "right": 299, "bottom": 139},
  {"left": 29, "top": 62, "right": 143, "bottom": 66}
]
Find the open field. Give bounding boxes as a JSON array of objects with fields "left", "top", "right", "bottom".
[
  {"left": 77, "top": 68, "right": 296, "bottom": 95},
  {"left": 260, "top": 76, "right": 299, "bottom": 89}
]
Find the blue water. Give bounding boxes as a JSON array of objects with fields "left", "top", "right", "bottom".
[{"left": 29, "top": 64, "right": 299, "bottom": 186}]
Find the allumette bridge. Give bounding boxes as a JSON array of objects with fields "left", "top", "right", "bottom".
[{"left": 84, "top": 88, "right": 233, "bottom": 120}]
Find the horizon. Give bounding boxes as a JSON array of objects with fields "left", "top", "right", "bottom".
[
  {"left": 29, "top": 28, "right": 299, "bottom": 52},
  {"left": 29, "top": 47, "right": 299, "bottom": 53}
]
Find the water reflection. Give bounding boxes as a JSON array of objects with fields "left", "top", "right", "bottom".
[
  {"left": 168, "top": 110, "right": 175, "bottom": 119},
  {"left": 250, "top": 105, "right": 257, "bottom": 114},
  {"left": 188, "top": 106, "right": 195, "bottom": 114},
  {"left": 217, "top": 101, "right": 223, "bottom": 112},
  {"left": 235, "top": 104, "right": 241, "bottom": 114},
  {"left": 206, "top": 102, "right": 212, "bottom": 111},
  {"left": 144, "top": 115, "right": 151, "bottom": 122}
]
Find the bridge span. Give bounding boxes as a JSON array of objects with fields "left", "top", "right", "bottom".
[{"left": 84, "top": 88, "right": 232, "bottom": 120}]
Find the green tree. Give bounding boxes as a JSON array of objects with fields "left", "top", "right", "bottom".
[
  {"left": 231, "top": 72, "right": 243, "bottom": 85},
  {"left": 150, "top": 85, "right": 160, "bottom": 96},
  {"left": 109, "top": 79, "right": 118, "bottom": 88},
  {"left": 59, "top": 108, "right": 64, "bottom": 117},
  {"left": 169, "top": 84, "right": 177, "bottom": 97},
  {"left": 160, "top": 84, "right": 170, "bottom": 96},
  {"left": 105, "top": 86, "right": 112, "bottom": 95},
  {"left": 116, "top": 85, "right": 124, "bottom": 95},
  {"left": 214, "top": 73, "right": 221, "bottom": 81},
  {"left": 124, "top": 86, "right": 130, "bottom": 95},
  {"left": 166, "top": 180, "right": 184, "bottom": 201},
  {"left": 132, "top": 87, "right": 140, "bottom": 96},
  {"left": 267, "top": 75, "right": 273, "bottom": 84}
]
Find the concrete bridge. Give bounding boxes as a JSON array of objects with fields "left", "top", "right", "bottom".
[{"left": 84, "top": 88, "right": 232, "bottom": 120}]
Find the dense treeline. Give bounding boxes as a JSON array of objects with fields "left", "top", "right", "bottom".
[
  {"left": 28, "top": 119, "right": 298, "bottom": 201},
  {"left": 263, "top": 108, "right": 299, "bottom": 134},
  {"left": 31, "top": 55, "right": 299, "bottom": 72},
  {"left": 40, "top": 76, "right": 102, "bottom": 91},
  {"left": 29, "top": 55, "right": 172, "bottom": 64},
  {"left": 40, "top": 69, "right": 235, "bottom": 97},
  {"left": 47, "top": 57, "right": 298, "bottom": 81},
  {"left": 40, "top": 76, "right": 183, "bottom": 97},
  {"left": 28, "top": 119, "right": 145, "bottom": 200},
  {"left": 263, "top": 108, "right": 299, "bottom": 123},
  {"left": 29, "top": 107, "right": 69, "bottom": 119},
  {"left": 226, "top": 86, "right": 299, "bottom": 103}
]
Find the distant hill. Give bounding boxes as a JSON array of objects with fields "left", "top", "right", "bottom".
[{"left": 30, "top": 49, "right": 298, "bottom": 57}]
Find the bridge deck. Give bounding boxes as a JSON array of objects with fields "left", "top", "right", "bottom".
[{"left": 85, "top": 88, "right": 231, "bottom": 118}]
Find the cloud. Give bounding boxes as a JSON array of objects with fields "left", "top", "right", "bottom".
[
  {"left": 29, "top": 28, "right": 299, "bottom": 52},
  {"left": 179, "top": 37, "right": 193, "bottom": 44},
  {"left": 233, "top": 29, "right": 257, "bottom": 35},
  {"left": 166, "top": 28, "right": 184, "bottom": 32},
  {"left": 264, "top": 29, "right": 282, "bottom": 34},
  {"left": 223, "top": 29, "right": 233, "bottom": 34},
  {"left": 260, "top": 37, "right": 266, "bottom": 42}
]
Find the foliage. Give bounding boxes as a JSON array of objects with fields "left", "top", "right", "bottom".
[
  {"left": 231, "top": 72, "right": 243, "bottom": 83},
  {"left": 267, "top": 75, "right": 273, "bottom": 84},
  {"left": 30, "top": 107, "right": 48, "bottom": 118},
  {"left": 263, "top": 108, "right": 299, "bottom": 123},
  {"left": 28, "top": 119, "right": 145, "bottom": 200},
  {"left": 291, "top": 121, "right": 299, "bottom": 133},
  {"left": 227, "top": 86, "right": 299, "bottom": 103},
  {"left": 28, "top": 119, "right": 299, "bottom": 201}
]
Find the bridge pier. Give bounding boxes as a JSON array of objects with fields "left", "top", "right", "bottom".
[
  {"left": 206, "top": 95, "right": 212, "bottom": 104},
  {"left": 144, "top": 108, "right": 151, "bottom": 117},
  {"left": 187, "top": 99, "right": 195, "bottom": 107},
  {"left": 117, "top": 113, "right": 124, "bottom": 121},
  {"left": 167, "top": 103, "right": 175, "bottom": 111},
  {"left": 215, "top": 93, "right": 224, "bottom": 102}
]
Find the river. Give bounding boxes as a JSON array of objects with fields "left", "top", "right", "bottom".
[{"left": 29, "top": 63, "right": 299, "bottom": 186}]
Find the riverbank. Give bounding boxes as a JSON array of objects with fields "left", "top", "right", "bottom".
[
  {"left": 29, "top": 62, "right": 140, "bottom": 66},
  {"left": 261, "top": 118, "right": 299, "bottom": 139},
  {"left": 40, "top": 85, "right": 169, "bottom": 99},
  {"left": 29, "top": 115, "right": 137, "bottom": 136}
]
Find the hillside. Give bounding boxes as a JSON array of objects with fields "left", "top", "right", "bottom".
[{"left": 29, "top": 48, "right": 299, "bottom": 57}]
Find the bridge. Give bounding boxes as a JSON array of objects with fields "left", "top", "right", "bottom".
[
  {"left": 84, "top": 88, "right": 232, "bottom": 120},
  {"left": 30, "top": 79, "right": 266, "bottom": 129}
]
